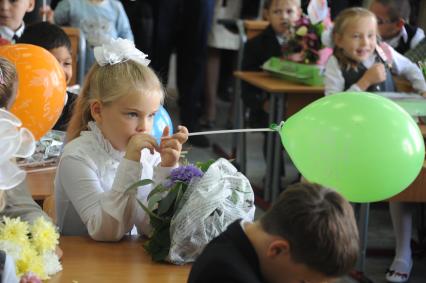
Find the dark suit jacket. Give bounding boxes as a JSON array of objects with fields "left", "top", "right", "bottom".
[
  {"left": 241, "top": 25, "right": 281, "bottom": 110},
  {"left": 187, "top": 220, "right": 265, "bottom": 283}
]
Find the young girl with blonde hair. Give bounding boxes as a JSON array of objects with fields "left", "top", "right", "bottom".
[
  {"left": 325, "top": 7, "right": 425, "bottom": 96},
  {"left": 56, "top": 38, "right": 188, "bottom": 241},
  {"left": 325, "top": 7, "right": 426, "bottom": 283}
]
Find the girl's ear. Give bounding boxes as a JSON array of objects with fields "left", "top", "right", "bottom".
[
  {"left": 334, "top": 33, "right": 343, "bottom": 48},
  {"left": 90, "top": 100, "right": 103, "bottom": 123}
]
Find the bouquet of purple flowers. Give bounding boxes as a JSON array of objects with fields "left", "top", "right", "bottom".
[
  {"left": 282, "top": 16, "right": 325, "bottom": 65},
  {"left": 128, "top": 159, "right": 255, "bottom": 263}
]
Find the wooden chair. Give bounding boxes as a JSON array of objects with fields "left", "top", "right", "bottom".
[{"left": 61, "top": 27, "right": 86, "bottom": 86}]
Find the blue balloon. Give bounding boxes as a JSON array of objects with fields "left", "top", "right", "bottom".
[{"left": 151, "top": 106, "right": 174, "bottom": 144}]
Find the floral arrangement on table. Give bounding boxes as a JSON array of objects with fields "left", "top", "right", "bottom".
[
  {"left": 0, "top": 216, "right": 62, "bottom": 280},
  {"left": 281, "top": 15, "right": 326, "bottom": 65},
  {"left": 262, "top": 0, "right": 332, "bottom": 86},
  {"left": 128, "top": 158, "right": 255, "bottom": 264}
]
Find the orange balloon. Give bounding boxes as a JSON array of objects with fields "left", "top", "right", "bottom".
[{"left": 0, "top": 44, "right": 66, "bottom": 140}]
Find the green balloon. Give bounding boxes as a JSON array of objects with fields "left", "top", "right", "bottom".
[{"left": 280, "top": 92, "right": 425, "bottom": 203}]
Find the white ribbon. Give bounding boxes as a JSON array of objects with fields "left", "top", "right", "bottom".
[
  {"left": 94, "top": 38, "right": 150, "bottom": 67},
  {"left": 0, "top": 109, "right": 35, "bottom": 190}
]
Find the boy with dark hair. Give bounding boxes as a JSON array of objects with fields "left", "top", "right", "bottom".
[
  {"left": 188, "top": 183, "right": 359, "bottom": 283},
  {"left": 369, "top": 0, "right": 425, "bottom": 54},
  {"left": 18, "top": 21, "right": 76, "bottom": 131}
]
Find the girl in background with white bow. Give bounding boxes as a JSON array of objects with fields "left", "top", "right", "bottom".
[{"left": 56, "top": 39, "right": 188, "bottom": 241}]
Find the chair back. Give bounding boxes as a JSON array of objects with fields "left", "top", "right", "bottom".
[{"left": 61, "top": 27, "right": 86, "bottom": 86}]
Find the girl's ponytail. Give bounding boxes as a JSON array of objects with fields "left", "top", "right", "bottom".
[{"left": 66, "top": 65, "right": 99, "bottom": 142}]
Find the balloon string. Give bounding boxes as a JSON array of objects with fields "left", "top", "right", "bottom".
[{"left": 188, "top": 128, "right": 274, "bottom": 136}]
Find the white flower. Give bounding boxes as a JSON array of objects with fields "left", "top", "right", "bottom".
[
  {"left": 41, "top": 252, "right": 62, "bottom": 276},
  {"left": 0, "top": 240, "right": 22, "bottom": 260},
  {"left": 94, "top": 38, "right": 150, "bottom": 67},
  {"left": 0, "top": 109, "right": 35, "bottom": 190}
]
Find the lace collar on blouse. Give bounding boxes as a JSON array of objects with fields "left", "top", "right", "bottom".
[{"left": 81, "top": 121, "right": 125, "bottom": 161}]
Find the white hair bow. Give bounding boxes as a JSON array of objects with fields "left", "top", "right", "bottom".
[
  {"left": 0, "top": 109, "right": 35, "bottom": 190},
  {"left": 94, "top": 38, "right": 151, "bottom": 67}
]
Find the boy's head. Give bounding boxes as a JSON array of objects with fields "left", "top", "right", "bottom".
[
  {"left": 0, "top": 0, "right": 35, "bottom": 31},
  {"left": 263, "top": 0, "right": 302, "bottom": 36},
  {"left": 369, "top": 0, "right": 410, "bottom": 40},
  {"left": 18, "top": 22, "right": 73, "bottom": 85},
  {"left": 258, "top": 183, "right": 359, "bottom": 283},
  {"left": 0, "top": 56, "right": 18, "bottom": 109}
]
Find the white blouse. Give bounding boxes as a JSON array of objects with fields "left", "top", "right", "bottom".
[{"left": 55, "top": 122, "right": 173, "bottom": 241}]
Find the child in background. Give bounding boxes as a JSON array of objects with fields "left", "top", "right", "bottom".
[
  {"left": 0, "top": 0, "right": 34, "bottom": 43},
  {"left": 324, "top": 7, "right": 426, "bottom": 96},
  {"left": 0, "top": 57, "right": 52, "bottom": 225},
  {"left": 324, "top": 8, "right": 426, "bottom": 283},
  {"left": 369, "top": 0, "right": 424, "bottom": 54},
  {"left": 188, "top": 183, "right": 359, "bottom": 283},
  {"left": 56, "top": 38, "right": 188, "bottom": 241},
  {"left": 18, "top": 22, "right": 76, "bottom": 131},
  {"left": 42, "top": 0, "right": 133, "bottom": 73},
  {"left": 242, "top": 0, "right": 301, "bottom": 128},
  {"left": 0, "top": 113, "right": 41, "bottom": 283}
]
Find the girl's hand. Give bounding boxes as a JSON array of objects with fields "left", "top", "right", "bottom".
[
  {"left": 39, "top": 5, "right": 55, "bottom": 23},
  {"left": 421, "top": 92, "right": 426, "bottom": 98},
  {"left": 159, "top": 126, "right": 188, "bottom": 167},
  {"left": 125, "top": 134, "right": 158, "bottom": 162},
  {"left": 357, "top": 63, "right": 386, "bottom": 90}
]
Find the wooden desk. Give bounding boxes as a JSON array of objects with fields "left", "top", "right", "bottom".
[
  {"left": 234, "top": 71, "right": 324, "bottom": 201},
  {"left": 48, "top": 236, "right": 191, "bottom": 283},
  {"left": 25, "top": 166, "right": 56, "bottom": 201}
]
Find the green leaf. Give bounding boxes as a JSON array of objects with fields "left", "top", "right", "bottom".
[
  {"left": 126, "top": 179, "right": 154, "bottom": 193},
  {"left": 148, "top": 193, "right": 163, "bottom": 210},
  {"left": 196, "top": 159, "right": 215, "bottom": 172},
  {"left": 136, "top": 199, "right": 165, "bottom": 222},
  {"left": 157, "top": 186, "right": 178, "bottom": 215},
  {"left": 173, "top": 183, "right": 184, "bottom": 213},
  {"left": 147, "top": 184, "right": 171, "bottom": 200},
  {"left": 229, "top": 190, "right": 239, "bottom": 204},
  {"left": 144, "top": 225, "right": 171, "bottom": 262}
]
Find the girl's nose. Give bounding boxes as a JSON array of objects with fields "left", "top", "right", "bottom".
[
  {"left": 360, "top": 36, "right": 369, "bottom": 46},
  {"left": 136, "top": 119, "right": 147, "bottom": 133}
]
